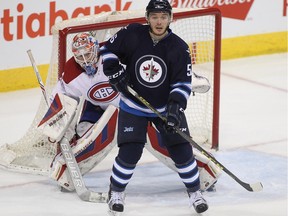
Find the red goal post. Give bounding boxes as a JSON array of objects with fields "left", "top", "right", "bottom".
[{"left": 0, "top": 8, "right": 221, "bottom": 175}]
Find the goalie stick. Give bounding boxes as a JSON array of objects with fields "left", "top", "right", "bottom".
[
  {"left": 127, "top": 86, "right": 263, "bottom": 192},
  {"left": 27, "top": 49, "right": 107, "bottom": 202},
  {"left": 27, "top": 49, "right": 50, "bottom": 106}
]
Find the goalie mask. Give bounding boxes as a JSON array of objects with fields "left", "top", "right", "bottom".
[{"left": 72, "top": 32, "right": 99, "bottom": 76}]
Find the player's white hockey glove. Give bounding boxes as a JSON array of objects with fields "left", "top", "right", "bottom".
[
  {"left": 165, "top": 101, "right": 184, "bottom": 132},
  {"left": 105, "top": 64, "right": 129, "bottom": 95}
]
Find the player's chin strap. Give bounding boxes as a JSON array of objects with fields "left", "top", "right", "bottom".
[
  {"left": 27, "top": 49, "right": 107, "bottom": 203},
  {"left": 127, "top": 86, "right": 263, "bottom": 193}
]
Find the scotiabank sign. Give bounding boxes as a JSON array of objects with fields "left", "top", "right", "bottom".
[
  {"left": 171, "top": 0, "right": 254, "bottom": 20},
  {"left": 0, "top": 1, "right": 132, "bottom": 42}
]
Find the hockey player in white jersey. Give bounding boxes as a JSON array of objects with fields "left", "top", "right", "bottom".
[{"left": 42, "top": 32, "right": 121, "bottom": 191}]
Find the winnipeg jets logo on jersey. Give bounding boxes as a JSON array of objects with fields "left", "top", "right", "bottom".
[
  {"left": 88, "top": 82, "right": 119, "bottom": 103},
  {"left": 135, "top": 55, "right": 167, "bottom": 88}
]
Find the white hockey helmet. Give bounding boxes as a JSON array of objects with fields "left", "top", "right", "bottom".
[{"left": 72, "top": 32, "right": 99, "bottom": 76}]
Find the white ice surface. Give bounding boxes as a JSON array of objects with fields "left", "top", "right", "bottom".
[{"left": 0, "top": 53, "right": 287, "bottom": 216}]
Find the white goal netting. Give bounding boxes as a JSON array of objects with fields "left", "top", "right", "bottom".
[{"left": 0, "top": 8, "right": 221, "bottom": 175}]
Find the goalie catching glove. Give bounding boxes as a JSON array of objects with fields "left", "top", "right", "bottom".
[{"left": 191, "top": 71, "right": 211, "bottom": 94}]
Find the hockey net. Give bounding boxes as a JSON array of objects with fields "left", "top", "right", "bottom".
[{"left": 0, "top": 8, "right": 221, "bottom": 175}]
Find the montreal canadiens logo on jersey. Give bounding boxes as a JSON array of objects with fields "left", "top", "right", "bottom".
[
  {"left": 88, "top": 82, "right": 119, "bottom": 103},
  {"left": 135, "top": 55, "right": 167, "bottom": 88}
]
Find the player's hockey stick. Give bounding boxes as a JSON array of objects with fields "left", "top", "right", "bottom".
[
  {"left": 27, "top": 49, "right": 107, "bottom": 202},
  {"left": 127, "top": 86, "right": 263, "bottom": 192}
]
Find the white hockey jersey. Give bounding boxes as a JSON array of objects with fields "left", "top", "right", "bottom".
[{"left": 52, "top": 56, "right": 120, "bottom": 110}]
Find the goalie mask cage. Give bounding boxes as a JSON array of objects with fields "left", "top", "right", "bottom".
[{"left": 0, "top": 8, "right": 221, "bottom": 175}]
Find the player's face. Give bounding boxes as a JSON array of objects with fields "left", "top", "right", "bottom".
[
  {"left": 148, "top": 12, "right": 171, "bottom": 36},
  {"left": 75, "top": 52, "right": 94, "bottom": 63}
]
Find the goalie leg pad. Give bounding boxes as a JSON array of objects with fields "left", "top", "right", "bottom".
[
  {"left": 50, "top": 157, "right": 74, "bottom": 191},
  {"left": 194, "top": 149, "right": 222, "bottom": 191},
  {"left": 76, "top": 121, "right": 94, "bottom": 138},
  {"left": 50, "top": 105, "right": 118, "bottom": 191},
  {"left": 146, "top": 124, "right": 222, "bottom": 191}
]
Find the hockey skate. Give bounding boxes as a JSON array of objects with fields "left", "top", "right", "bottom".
[
  {"left": 188, "top": 190, "right": 208, "bottom": 213},
  {"left": 107, "top": 187, "right": 125, "bottom": 216}
]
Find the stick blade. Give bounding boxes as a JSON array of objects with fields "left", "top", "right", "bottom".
[
  {"left": 80, "top": 191, "right": 108, "bottom": 203},
  {"left": 245, "top": 182, "right": 263, "bottom": 192}
]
